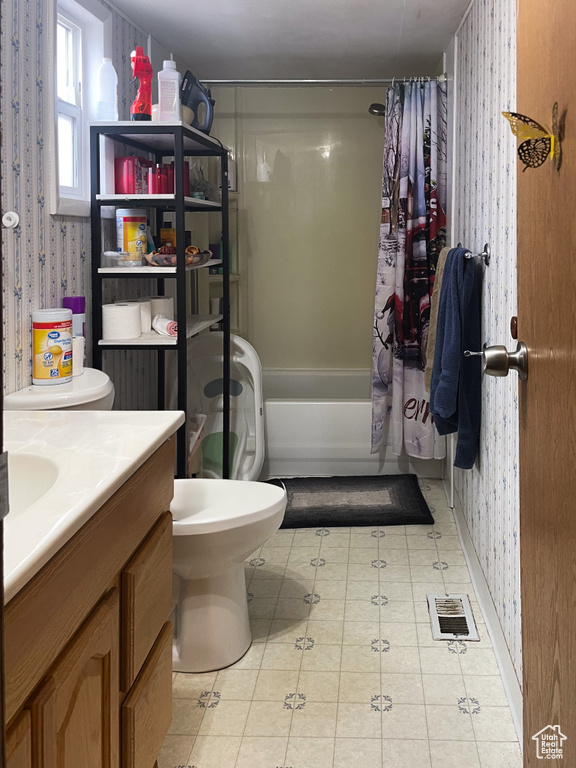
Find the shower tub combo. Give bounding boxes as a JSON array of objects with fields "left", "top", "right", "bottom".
[{"left": 261, "top": 368, "right": 443, "bottom": 479}]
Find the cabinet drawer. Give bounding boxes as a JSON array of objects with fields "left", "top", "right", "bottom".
[
  {"left": 122, "top": 512, "right": 172, "bottom": 690},
  {"left": 121, "top": 622, "right": 172, "bottom": 768}
]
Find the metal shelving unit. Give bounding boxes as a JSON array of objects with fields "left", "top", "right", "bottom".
[{"left": 89, "top": 121, "right": 231, "bottom": 478}]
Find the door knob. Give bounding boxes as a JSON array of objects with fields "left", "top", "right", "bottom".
[{"left": 464, "top": 342, "right": 528, "bottom": 380}]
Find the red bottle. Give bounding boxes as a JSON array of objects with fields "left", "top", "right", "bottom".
[
  {"left": 148, "top": 165, "right": 157, "bottom": 194},
  {"left": 166, "top": 164, "right": 174, "bottom": 194},
  {"left": 130, "top": 46, "right": 153, "bottom": 121}
]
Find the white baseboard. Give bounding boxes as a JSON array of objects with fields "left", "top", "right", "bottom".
[{"left": 451, "top": 489, "right": 523, "bottom": 747}]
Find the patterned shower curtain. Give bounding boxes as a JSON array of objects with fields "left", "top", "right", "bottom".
[{"left": 371, "top": 80, "right": 447, "bottom": 459}]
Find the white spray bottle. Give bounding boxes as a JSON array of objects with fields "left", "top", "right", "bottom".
[{"left": 158, "top": 57, "right": 182, "bottom": 122}]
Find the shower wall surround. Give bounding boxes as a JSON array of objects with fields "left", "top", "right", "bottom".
[
  {"left": 452, "top": 0, "right": 521, "bottom": 682},
  {"left": 0, "top": 0, "right": 161, "bottom": 408},
  {"left": 211, "top": 86, "right": 386, "bottom": 370}
]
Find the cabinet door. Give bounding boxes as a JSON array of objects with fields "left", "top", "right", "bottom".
[
  {"left": 6, "top": 710, "right": 32, "bottom": 768},
  {"left": 122, "top": 622, "right": 172, "bottom": 768},
  {"left": 30, "top": 590, "right": 120, "bottom": 768},
  {"left": 121, "top": 512, "right": 172, "bottom": 691}
]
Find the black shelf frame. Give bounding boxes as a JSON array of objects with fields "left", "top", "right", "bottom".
[{"left": 89, "top": 122, "right": 231, "bottom": 479}]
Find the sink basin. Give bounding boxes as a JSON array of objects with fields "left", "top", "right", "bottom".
[{"left": 8, "top": 453, "right": 59, "bottom": 517}]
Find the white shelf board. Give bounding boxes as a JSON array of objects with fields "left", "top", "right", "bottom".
[
  {"left": 98, "top": 314, "right": 222, "bottom": 346},
  {"left": 98, "top": 259, "right": 222, "bottom": 275},
  {"left": 186, "top": 315, "right": 223, "bottom": 337},
  {"left": 96, "top": 193, "right": 221, "bottom": 209},
  {"left": 91, "top": 121, "right": 229, "bottom": 153}
]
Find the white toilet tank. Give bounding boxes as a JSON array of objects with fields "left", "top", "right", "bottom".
[{"left": 4, "top": 368, "right": 115, "bottom": 410}]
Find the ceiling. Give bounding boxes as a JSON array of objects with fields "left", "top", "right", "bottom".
[{"left": 112, "top": 0, "right": 471, "bottom": 81}]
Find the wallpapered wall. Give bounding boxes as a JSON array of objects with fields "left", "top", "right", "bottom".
[
  {"left": 0, "top": 0, "right": 157, "bottom": 407},
  {"left": 453, "top": 0, "right": 521, "bottom": 683}
]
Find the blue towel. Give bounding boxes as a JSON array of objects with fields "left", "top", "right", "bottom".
[{"left": 429, "top": 246, "right": 482, "bottom": 469}]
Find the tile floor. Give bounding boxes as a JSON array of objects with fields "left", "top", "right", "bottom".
[{"left": 158, "top": 479, "right": 523, "bottom": 768}]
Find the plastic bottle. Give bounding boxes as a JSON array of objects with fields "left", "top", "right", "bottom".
[
  {"left": 116, "top": 208, "right": 147, "bottom": 265},
  {"left": 158, "top": 60, "right": 182, "bottom": 122},
  {"left": 96, "top": 58, "right": 118, "bottom": 121},
  {"left": 130, "top": 46, "right": 152, "bottom": 121},
  {"left": 62, "top": 296, "right": 86, "bottom": 337}
]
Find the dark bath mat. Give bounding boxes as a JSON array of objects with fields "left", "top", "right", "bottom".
[{"left": 268, "top": 474, "right": 434, "bottom": 529}]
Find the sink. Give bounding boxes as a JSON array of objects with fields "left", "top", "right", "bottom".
[{"left": 8, "top": 453, "right": 59, "bottom": 517}]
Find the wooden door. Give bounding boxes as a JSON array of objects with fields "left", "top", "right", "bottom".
[
  {"left": 517, "top": 0, "right": 576, "bottom": 764},
  {"left": 29, "top": 590, "right": 120, "bottom": 768}
]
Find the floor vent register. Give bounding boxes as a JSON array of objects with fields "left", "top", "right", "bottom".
[{"left": 427, "top": 594, "right": 480, "bottom": 641}]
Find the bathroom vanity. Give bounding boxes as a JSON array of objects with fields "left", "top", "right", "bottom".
[{"left": 3, "top": 410, "right": 184, "bottom": 768}]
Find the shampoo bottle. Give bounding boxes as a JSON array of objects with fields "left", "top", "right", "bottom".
[{"left": 158, "top": 60, "right": 182, "bottom": 122}]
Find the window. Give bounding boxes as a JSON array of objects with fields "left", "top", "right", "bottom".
[
  {"left": 49, "top": 0, "right": 108, "bottom": 216},
  {"left": 56, "top": 13, "right": 82, "bottom": 193}
]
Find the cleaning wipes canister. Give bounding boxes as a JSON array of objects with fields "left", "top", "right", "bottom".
[
  {"left": 116, "top": 208, "right": 147, "bottom": 264},
  {"left": 32, "top": 308, "right": 73, "bottom": 385}
]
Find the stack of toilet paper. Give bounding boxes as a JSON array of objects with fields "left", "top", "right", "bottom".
[{"left": 103, "top": 296, "right": 175, "bottom": 340}]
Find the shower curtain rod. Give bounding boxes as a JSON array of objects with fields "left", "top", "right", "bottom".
[{"left": 204, "top": 75, "right": 446, "bottom": 87}]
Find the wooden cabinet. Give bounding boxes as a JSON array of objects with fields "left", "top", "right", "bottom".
[{"left": 4, "top": 438, "right": 176, "bottom": 768}]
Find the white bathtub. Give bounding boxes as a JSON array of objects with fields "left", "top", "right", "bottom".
[{"left": 260, "top": 368, "right": 443, "bottom": 479}]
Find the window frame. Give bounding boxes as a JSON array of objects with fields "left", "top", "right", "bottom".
[{"left": 48, "top": 0, "right": 111, "bottom": 217}]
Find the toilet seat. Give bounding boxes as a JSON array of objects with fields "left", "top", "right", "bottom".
[{"left": 171, "top": 479, "right": 285, "bottom": 535}]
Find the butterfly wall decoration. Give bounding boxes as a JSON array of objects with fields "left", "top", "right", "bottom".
[{"left": 502, "top": 102, "right": 566, "bottom": 173}]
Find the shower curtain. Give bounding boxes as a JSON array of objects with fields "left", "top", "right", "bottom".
[{"left": 371, "top": 80, "right": 447, "bottom": 459}]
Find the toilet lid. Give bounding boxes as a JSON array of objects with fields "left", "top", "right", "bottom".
[
  {"left": 4, "top": 368, "right": 114, "bottom": 410},
  {"left": 171, "top": 479, "right": 287, "bottom": 535}
]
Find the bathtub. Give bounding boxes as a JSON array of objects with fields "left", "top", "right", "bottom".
[{"left": 260, "top": 368, "right": 443, "bottom": 479}]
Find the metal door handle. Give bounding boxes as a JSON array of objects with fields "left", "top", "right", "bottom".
[{"left": 464, "top": 342, "right": 528, "bottom": 380}]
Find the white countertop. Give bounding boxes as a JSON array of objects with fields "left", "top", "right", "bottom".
[{"left": 4, "top": 409, "right": 185, "bottom": 603}]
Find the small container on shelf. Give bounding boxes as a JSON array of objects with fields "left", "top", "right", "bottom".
[
  {"left": 159, "top": 223, "right": 176, "bottom": 248},
  {"left": 102, "top": 250, "right": 142, "bottom": 267},
  {"left": 114, "top": 156, "right": 152, "bottom": 194}
]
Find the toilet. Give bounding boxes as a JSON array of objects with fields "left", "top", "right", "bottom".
[
  {"left": 4, "top": 368, "right": 115, "bottom": 410},
  {"left": 171, "top": 478, "right": 287, "bottom": 673}
]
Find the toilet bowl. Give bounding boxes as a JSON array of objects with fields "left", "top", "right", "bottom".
[
  {"left": 4, "top": 367, "right": 115, "bottom": 410},
  {"left": 171, "top": 478, "right": 287, "bottom": 672}
]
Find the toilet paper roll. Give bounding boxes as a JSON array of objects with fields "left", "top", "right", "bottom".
[
  {"left": 121, "top": 299, "right": 152, "bottom": 333},
  {"left": 102, "top": 303, "right": 142, "bottom": 340},
  {"left": 72, "top": 336, "right": 85, "bottom": 376},
  {"left": 146, "top": 295, "right": 174, "bottom": 321}
]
